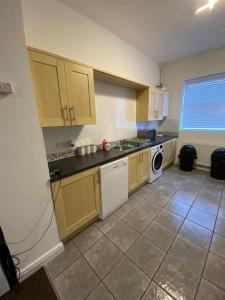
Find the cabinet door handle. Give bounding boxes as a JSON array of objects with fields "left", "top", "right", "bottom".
[
  {"left": 69, "top": 106, "right": 75, "bottom": 121},
  {"left": 62, "top": 106, "right": 69, "bottom": 121}
]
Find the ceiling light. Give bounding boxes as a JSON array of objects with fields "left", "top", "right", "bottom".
[{"left": 196, "top": 0, "right": 219, "bottom": 14}]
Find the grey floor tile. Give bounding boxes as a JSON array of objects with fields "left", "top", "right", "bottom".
[
  {"left": 46, "top": 240, "right": 81, "bottom": 279},
  {"left": 215, "top": 217, "right": 225, "bottom": 237},
  {"left": 196, "top": 189, "right": 221, "bottom": 205},
  {"left": 155, "top": 184, "right": 176, "bottom": 198},
  {"left": 144, "top": 192, "right": 170, "bottom": 207},
  {"left": 187, "top": 207, "right": 216, "bottom": 230},
  {"left": 86, "top": 283, "right": 114, "bottom": 300},
  {"left": 104, "top": 256, "right": 150, "bottom": 300},
  {"left": 179, "top": 219, "right": 212, "bottom": 250},
  {"left": 107, "top": 221, "right": 139, "bottom": 252},
  {"left": 155, "top": 209, "right": 184, "bottom": 233},
  {"left": 133, "top": 188, "right": 149, "bottom": 198},
  {"left": 210, "top": 232, "right": 225, "bottom": 259},
  {"left": 127, "top": 194, "right": 144, "bottom": 208},
  {"left": 196, "top": 278, "right": 225, "bottom": 300},
  {"left": 165, "top": 198, "right": 190, "bottom": 217},
  {"left": 137, "top": 199, "right": 161, "bottom": 217},
  {"left": 169, "top": 235, "right": 207, "bottom": 274},
  {"left": 154, "top": 255, "right": 201, "bottom": 300},
  {"left": 95, "top": 215, "right": 119, "bottom": 234},
  {"left": 193, "top": 198, "right": 219, "bottom": 216},
  {"left": 142, "top": 281, "right": 174, "bottom": 300},
  {"left": 113, "top": 203, "right": 131, "bottom": 220},
  {"left": 123, "top": 207, "right": 152, "bottom": 233},
  {"left": 84, "top": 237, "right": 123, "bottom": 279},
  {"left": 218, "top": 206, "right": 225, "bottom": 219},
  {"left": 127, "top": 236, "right": 166, "bottom": 278},
  {"left": 220, "top": 196, "right": 225, "bottom": 207},
  {"left": 54, "top": 257, "right": 99, "bottom": 300},
  {"left": 204, "top": 253, "right": 225, "bottom": 290},
  {"left": 143, "top": 221, "right": 176, "bottom": 251},
  {"left": 173, "top": 189, "right": 196, "bottom": 206},
  {"left": 73, "top": 225, "right": 103, "bottom": 254}
]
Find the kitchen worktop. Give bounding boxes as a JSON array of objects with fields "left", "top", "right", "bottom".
[{"left": 49, "top": 135, "right": 177, "bottom": 182}]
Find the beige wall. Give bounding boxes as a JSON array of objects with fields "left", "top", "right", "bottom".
[
  {"left": 0, "top": 0, "right": 62, "bottom": 276},
  {"left": 161, "top": 47, "right": 225, "bottom": 166}
]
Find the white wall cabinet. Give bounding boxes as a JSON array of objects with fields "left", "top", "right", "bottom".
[{"left": 137, "top": 87, "right": 169, "bottom": 121}]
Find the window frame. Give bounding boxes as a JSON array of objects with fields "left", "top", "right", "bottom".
[{"left": 179, "top": 73, "right": 225, "bottom": 132}]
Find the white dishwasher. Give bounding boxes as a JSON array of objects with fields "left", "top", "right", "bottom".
[{"left": 99, "top": 157, "right": 128, "bottom": 220}]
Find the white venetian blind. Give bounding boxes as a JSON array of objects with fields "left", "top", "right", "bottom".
[{"left": 180, "top": 73, "right": 225, "bottom": 131}]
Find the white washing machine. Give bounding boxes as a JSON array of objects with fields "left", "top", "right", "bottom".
[{"left": 148, "top": 144, "right": 164, "bottom": 183}]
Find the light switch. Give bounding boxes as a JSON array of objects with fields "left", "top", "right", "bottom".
[{"left": 0, "top": 82, "right": 13, "bottom": 94}]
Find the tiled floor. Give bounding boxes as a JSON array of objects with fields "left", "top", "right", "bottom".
[{"left": 46, "top": 165, "right": 225, "bottom": 300}]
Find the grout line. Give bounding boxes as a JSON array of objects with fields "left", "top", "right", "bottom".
[{"left": 193, "top": 178, "right": 225, "bottom": 299}]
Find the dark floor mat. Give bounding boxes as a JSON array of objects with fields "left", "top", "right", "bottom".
[{"left": 1, "top": 268, "right": 58, "bottom": 300}]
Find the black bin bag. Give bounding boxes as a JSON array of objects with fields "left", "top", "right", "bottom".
[{"left": 178, "top": 145, "right": 198, "bottom": 171}]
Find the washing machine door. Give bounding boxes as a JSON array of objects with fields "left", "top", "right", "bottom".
[{"left": 152, "top": 151, "right": 163, "bottom": 172}]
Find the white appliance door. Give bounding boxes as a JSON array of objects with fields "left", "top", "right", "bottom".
[
  {"left": 100, "top": 157, "right": 128, "bottom": 220},
  {"left": 152, "top": 151, "right": 163, "bottom": 173}
]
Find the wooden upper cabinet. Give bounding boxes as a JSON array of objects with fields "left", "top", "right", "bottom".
[
  {"left": 28, "top": 50, "right": 69, "bottom": 127},
  {"left": 28, "top": 48, "right": 96, "bottom": 127},
  {"left": 137, "top": 87, "right": 169, "bottom": 122},
  {"left": 65, "top": 62, "right": 96, "bottom": 125}
]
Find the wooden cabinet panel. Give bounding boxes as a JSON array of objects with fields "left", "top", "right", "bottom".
[
  {"left": 28, "top": 50, "right": 69, "bottom": 127},
  {"left": 52, "top": 168, "right": 100, "bottom": 240},
  {"left": 139, "top": 148, "right": 150, "bottom": 184},
  {"left": 137, "top": 87, "right": 169, "bottom": 121},
  {"left": 65, "top": 62, "right": 96, "bottom": 125},
  {"left": 163, "top": 139, "right": 177, "bottom": 169},
  {"left": 128, "top": 152, "right": 140, "bottom": 193}
]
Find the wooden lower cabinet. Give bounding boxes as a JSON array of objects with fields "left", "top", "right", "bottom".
[
  {"left": 163, "top": 139, "right": 177, "bottom": 169},
  {"left": 52, "top": 167, "right": 100, "bottom": 241},
  {"left": 128, "top": 148, "right": 150, "bottom": 193}
]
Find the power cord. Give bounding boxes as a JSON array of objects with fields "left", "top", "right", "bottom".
[{"left": 0, "top": 168, "right": 62, "bottom": 280}]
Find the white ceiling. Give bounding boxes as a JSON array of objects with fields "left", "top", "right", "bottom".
[{"left": 59, "top": 0, "right": 225, "bottom": 63}]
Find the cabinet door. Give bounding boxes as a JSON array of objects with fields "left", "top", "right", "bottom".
[
  {"left": 148, "top": 88, "right": 157, "bottom": 120},
  {"left": 156, "top": 92, "right": 164, "bottom": 120},
  {"left": 162, "top": 91, "right": 169, "bottom": 117},
  {"left": 53, "top": 168, "right": 100, "bottom": 240},
  {"left": 139, "top": 148, "right": 150, "bottom": 184},
  {"left": 128, "top": 152, "right": 140, "bottom": 193},
  {"left": 28, "top": 50, "right": 70, "bottom": 127},
  {"left": 163, "top": 141, "right": 171, "bottom": 169},
  {"left": 168, "top": 139, "right": 177, "bottom": 165},
  {"left": 65, "top": 62, "right": 96, "bottom": 125}
]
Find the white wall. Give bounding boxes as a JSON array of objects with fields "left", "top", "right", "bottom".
[
  {"left": 21, "top": 0, "right": 159, "bottom": 86},
  {"left": 21, "top": 0, "right": 160, "bottom": 153},
  {"left": 43, "top": 81, "right": 137, "bottom": 154},
  {"left": 0, "top": 0, "right": 61, "bottom": 275},
  {"left": 161, "top": 47, "right": 225, "bottom": 166}
]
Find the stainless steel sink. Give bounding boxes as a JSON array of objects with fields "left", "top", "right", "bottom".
[{"left": 112, "top": 142, "right": 138, "bottom": 152}]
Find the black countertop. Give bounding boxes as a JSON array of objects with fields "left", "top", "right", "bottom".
[{"left": 49, "top": 135, "right": 177, "bottom": 182}]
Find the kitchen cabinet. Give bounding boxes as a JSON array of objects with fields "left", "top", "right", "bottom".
[
  {"left": 128, "top": 148, "right": 150, "bottom": 193},
  {"left": 163, "top": 139, "right": 177, "bottom": 169},
  {"left": 52, "top": 167, "right": 100, "bottom": 241},
  {"left": 28, "top": 50, "right": 69, "bottom": 127},
  {"left": 28, "top": 49, "right": 96, "bottom": 127},
  {"left": 64, "top": 61, "right": 96, "bottom": 125},
  {"left": 136, "top": 87, "right": 169, "bottom": 121}
]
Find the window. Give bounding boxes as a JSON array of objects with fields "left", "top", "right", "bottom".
[{"left": 180, "top": 73, "right": 225, "bottom": 131}]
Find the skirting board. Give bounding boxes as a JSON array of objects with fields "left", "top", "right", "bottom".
[{"left": 20, "top": 242, "right": 64, "bottom": 281}]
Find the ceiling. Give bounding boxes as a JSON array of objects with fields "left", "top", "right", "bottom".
[{"left": 59, "top": 0, "right": 225, "bottom": 63}]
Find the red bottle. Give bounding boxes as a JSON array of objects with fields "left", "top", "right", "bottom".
[{"left": 101, "top": 139, "right": 108, "bottom": 151}]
